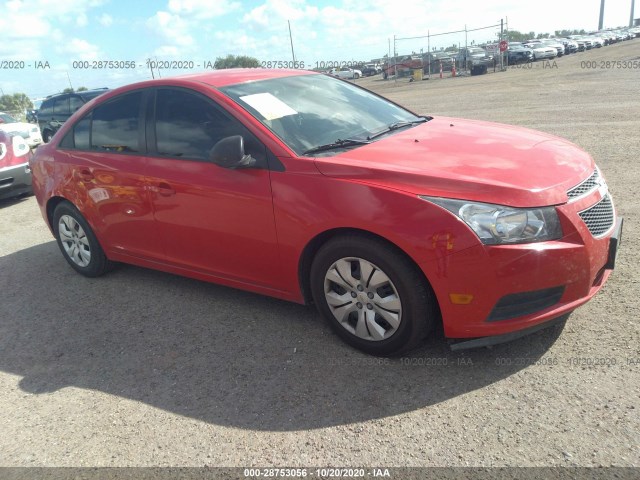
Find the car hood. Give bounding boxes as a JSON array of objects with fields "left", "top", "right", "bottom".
[{"left": 313, "top": 117, "right": 594, "bottom": 208}]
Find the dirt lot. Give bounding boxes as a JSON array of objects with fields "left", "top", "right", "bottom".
[{"left": 0, "top": 41, "right": 638, "bottom": 469}]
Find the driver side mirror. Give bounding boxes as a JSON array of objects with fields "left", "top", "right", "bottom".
[{"left": 209, "top": 135, "right": 256, "bottom": 169}]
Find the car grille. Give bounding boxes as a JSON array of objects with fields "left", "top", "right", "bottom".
[
  {"left": 567, "top": 169, "right": 600, "bottom": 199},
  {"left": 579, "top": 194, "right": 615, "bottom": 237}
]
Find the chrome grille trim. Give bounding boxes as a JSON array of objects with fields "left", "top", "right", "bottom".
[
  {"left": 578, "top": 194, "right": 615, "bottom": 237},
  {"left": 567, "top": 169, "right": 601, "bottom": 201}
]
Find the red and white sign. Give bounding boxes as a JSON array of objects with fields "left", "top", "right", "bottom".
[{"left": 499, "top": 40, "right": 509, "bottom": 52}]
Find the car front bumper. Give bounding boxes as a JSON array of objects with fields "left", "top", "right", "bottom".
[
  {"left": 0, "top": 161, "right": 33, "bottom": 200},
  {"left": 422, "top": 189, "right": 621, "bottom": 340}
]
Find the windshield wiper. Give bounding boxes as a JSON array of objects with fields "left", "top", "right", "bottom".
[
  {"left": 366, "top": 116, "right": 430, "bottom": 141},
  {"left": 303, "top": 138, "right": 371, "bottom": 155}
]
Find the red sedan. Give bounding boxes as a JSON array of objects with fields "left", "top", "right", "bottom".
[{"left": 30, "top": 69, "right": 622, "bottom": 355}]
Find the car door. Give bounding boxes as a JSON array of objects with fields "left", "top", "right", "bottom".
[
  {"left": 57, "top": 90, "right": 162, "bottom": 261},
  {"left": 145, "top": 87, "right": 281, "bottom": 289}
]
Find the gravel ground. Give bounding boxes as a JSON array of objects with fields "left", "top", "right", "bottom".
[{"left": 0, "top": 41, "right": 638, "bottom": 469}]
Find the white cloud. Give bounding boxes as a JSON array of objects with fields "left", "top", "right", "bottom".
[
  {"left": 76, "top": 13, "right": 88, "bottom": 27},
  {"left": 57, "top": 38, "right": 101, "bottom": 61},
  {"left": 147, "top": 10, "right": 195, "bottom": 56},
  {"left": 98, "top": 13, "right": 113, "bottom": 27},
  {"left": 167, "top": 0, "right": 241, "bottom": 19}
]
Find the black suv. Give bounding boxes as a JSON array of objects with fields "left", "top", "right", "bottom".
[{"left": 38, "top": 88, "right": 108, "bottom": 142}]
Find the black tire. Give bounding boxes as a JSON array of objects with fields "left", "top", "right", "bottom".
[
  {"left": 53, "top": 202, "right": 114, "bottom": 277},
  {"left": 310, "top": 234, "right": 437, "bottom": 356},
  {"left": 42, "top": 130, "right": 53, "bottom": 143}
]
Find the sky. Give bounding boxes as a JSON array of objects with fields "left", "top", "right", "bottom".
[{"left": 0, "top": 0, "right": 636, "bottom": 101}]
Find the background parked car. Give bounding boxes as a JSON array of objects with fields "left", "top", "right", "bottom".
[
  {"left": 540, "top": 39, "right": 566, "bottom": 56},
  {"left": 422, "top": 52, "right": 455, "bottom": 73},
  {"left": 524, "top": 43, "right": 557, "bottom": 60},
  {"left": 37, "top": 88, "right": 109, "bottom": 142},
  {"left": 569, "top": 35, "right": 592, "bottom": 50},
  {"left": 382, "top": 55, "right": 422, "bottom": 79},
  {"left": 360, "top": 64, "right": 381, "bottom": 76},
  {"left": 456, "top": 47, "right": 493, "bottom": 75},
  {"left": 329, "top": 67, "right": 362, "bottom": 79},
  {"left": 556, "top": 38, "right": 579, "bottom": 53},
  {"left": 0, "top": 112, "right": 43, "bottom": 148},
  {"left": 0, "top": 130, "right": 32, "bottom": 200},
  {"left": 506, "top": 43, "right": 534, "bottom": 64}
]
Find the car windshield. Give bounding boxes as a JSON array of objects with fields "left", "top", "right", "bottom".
[
  {"left": 220, "top": 73, "right": 423, "bottom": 156},
  {"left": 0, "top": 113, "right": 18, "bottom": 123}
]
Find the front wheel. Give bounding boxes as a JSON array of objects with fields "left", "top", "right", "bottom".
[
  {"left": 53, "top": 202, "right": 114, "bottom": 277},
  {"left": 310, "top": 235, "right": 437, "bottom": 356}
]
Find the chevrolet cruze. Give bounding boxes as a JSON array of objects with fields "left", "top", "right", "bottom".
[{"left": 31, "top": 69, "right": 622, "bottom": 355}]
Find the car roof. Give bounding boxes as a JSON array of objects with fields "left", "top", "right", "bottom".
[
  {"left": 43, "top": 88, "right": 109, "bottom": 101},
  {"left": 170, "top": 68, "right": 317, "bottom": 88},
  {"left": 89, "top": 69, "right": 319, "bottom": 100}
]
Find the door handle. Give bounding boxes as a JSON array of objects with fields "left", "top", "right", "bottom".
[
  {"left": 78, "top": 169, "right": 94, "bottom": 182},
  {"left": 149, "top": 182, "right": 176, "bottom": 196}
]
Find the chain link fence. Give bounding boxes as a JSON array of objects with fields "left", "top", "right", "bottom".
[{"left": 386, "top": 22, "right": 506, "bottom": 81}]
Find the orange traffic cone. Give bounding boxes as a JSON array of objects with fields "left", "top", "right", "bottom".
[{"left": 452, "top": 64, "right": 456, "bottom": 77}]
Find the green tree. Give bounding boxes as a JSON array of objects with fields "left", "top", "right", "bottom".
[
  {"left": 214, "top": 54, "right": 260, "bottom": 69},
  {"left": 504, "top": 30, "right": 536, "bottom": 42},
  {"left": 61, "top": 87, "right": 88, "bottom": 93},
  {"left": 0, "top": 93, "right": 33, "bottom": 119}
]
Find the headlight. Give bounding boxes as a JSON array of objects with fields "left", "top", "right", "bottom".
[
  {"left": 11, "top": 135, "right": 29, "bottom": 157},
  {"left": 421, "top": 196, "right": 562, "bottom": 245}
]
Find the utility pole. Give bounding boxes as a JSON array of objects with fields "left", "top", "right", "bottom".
[
  {"left": 599, "top": 0, "right": 605, "bottom": 30},
  {"left": 288, "top": 20, "right": 296, "bottom": 64},
  {"left": 631, "top": 0, "right": 636, "bottom": 27},
  {"left": 500, "top": 18, "right": 504, "bottom": 71},
  {"left": 393, "top": 34, "right": 397, "bottom": 82}
]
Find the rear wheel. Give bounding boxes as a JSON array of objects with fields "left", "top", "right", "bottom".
[
  {"left": 42, "top": 130, "right": 53, "bottom": 143},
  {"left": 53, "top": 202, "right": 113, "bottom": 277},
  {"left": 310, "top": 234, "right": 437, "bottom": 356}
]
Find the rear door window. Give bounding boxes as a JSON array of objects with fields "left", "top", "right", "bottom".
[
  {"left": 69, "top": 96, "right": 84, "bottom": 114},
  {"left": 53, "top": 97, "right": 70, "bottom": 116},
  {"left": 90, "top": 92, "right": 143, "bottom": 153}
]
